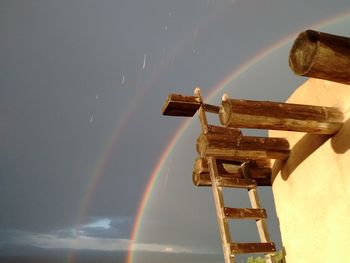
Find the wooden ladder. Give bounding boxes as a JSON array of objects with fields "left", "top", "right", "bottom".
[
  {"left": 195, "top": 89, "right": 276, "bottom": 263},
  {"left": 207, "top": 156, "right": 276, "bottom": 263},
  {"left": 162, "top": 88, "right": 277, "bottom": 262}
]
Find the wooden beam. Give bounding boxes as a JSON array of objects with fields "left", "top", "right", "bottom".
[
  {"left": 219, "top": 98, "right": 343, "bottom": 134},
  {"left": 204, "top": 125, "right": 242, "bottom": 136},
  {"left": 193, "top": 157, "right": 243, "bottom": 187},
  {"left": 224, "top": 207, "right": 267, "bottom": 220},
  {"left": 193, "top": 171, "right": 271, "bottom": 187},
  {"left": 245, "top": 160, "right": 272, "bottom": 186},
  {"left": 196, "top": 133, "right": 290, "bottom": 160},
  {"left": 289, "top": 29, "right": 350, "bottom": 85},
  {"left": 194, "top": 157, "right": 243, "bottom": 175},
  {"left": 192, "top": 171, "right": 212, "bottom": 186},
  {"left": 193, "top": 158, "right": 272, "bottom": 186},
  {"left": 162, "top": 94, "right": 201, "bottom": 116},
  {"left": 193, "top": 171, "right": 257, "bottom": 188}
]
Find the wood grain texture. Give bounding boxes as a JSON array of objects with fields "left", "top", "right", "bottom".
[
  {"left": 194, "top": 157, "right": 243, "bottom": 175},
  {"left": 289, "top": 30, "right": 350, "bottom": 85},
  {"left": 192, "top": 158, "right": 272, "bottom": 186},
  {"left": 230, "top": 242, "right": 276, "bottom": 254},
  {"left": 162, "top": 94, "right": 200, "bottom": 116},
  {"left": 219, "top": 99, "right": 343, "bottom": 134},
  {"left": 224, "top": 207, "right": 267, "bottom": 219},
  {"left": 202, "top": 103, "right": 220, "bottom": 114},
  {"left": 193, "top": 172, "right": 272, "bottom": 187},
  {"left": 196, "top": 133, "right": 290, "bottom": 160},
  {"left": 207, "top": 157, "right": 234, "bottom": 263},
  {"left": 204, "top": 125, "right": 242, "bottom": 136}
]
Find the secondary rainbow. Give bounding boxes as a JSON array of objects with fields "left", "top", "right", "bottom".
[{"left": 125, "top": 11, "right": 350, "bottom": 263}]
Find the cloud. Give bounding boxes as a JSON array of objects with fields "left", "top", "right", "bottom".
[
  {"left": 0, "top": 227, "right": 200, "bottom": 254},
  {"left": 19, "top": 234, "right": 130, "bottom": 251},
  {"left": 0, "top": 216, "right": 216, "bottom": 255},
  {"left": 13, "top": 232, "right": 198, "bottom": 253},
  {"left": 76, "top": 216, "right": 132, "bottom": 239},
  {"left": 82, "top": 218, "right": 112, "bottom": 229}
]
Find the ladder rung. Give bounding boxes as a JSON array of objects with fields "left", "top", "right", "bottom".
[
  {"left": 217, "top": 177, "right": 256, "bottom": 189},
  {"left": 224, "top": 207, "right": 267, "bottom": 219},
  {"left": 230, "top": 242, "right": 276, "bottom": 254}
]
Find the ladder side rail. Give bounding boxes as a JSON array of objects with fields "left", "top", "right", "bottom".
[
  {"left": 248, "top": 188, "right": 275, "bottom": 263},
  {"left": 208, "top": 157, "right": 235, "bottom": 263}
]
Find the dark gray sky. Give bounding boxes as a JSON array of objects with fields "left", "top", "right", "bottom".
[{"left": 1, "top": 0, "right": 350, "bottom": 262}]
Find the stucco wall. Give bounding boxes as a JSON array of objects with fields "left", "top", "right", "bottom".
[{"left": 270, "top": 78, "right": 350, "bottom": 263}]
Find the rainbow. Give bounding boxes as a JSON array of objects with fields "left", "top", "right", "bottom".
[
  {"left": 124, "top": 37, "right": 292, "bottom": 263},
  {"left": 125, "top": 11, "right": 350, "bottom": 263},
  {"left": 62, "top": 8, "right": 350, "bottom": 263}
]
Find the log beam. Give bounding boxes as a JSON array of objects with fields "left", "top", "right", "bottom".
[
  {"left": 194, "top": 157, "right": 243, "bottom": 175},
  {"left": 219, "top": 98, "right": 343, "bottom": 134},
  {"left": 192, "top": 157, "right": 272, "bottom": 186},
  {"left": 196, "top": 133, "right": 290, "bottom": 160},
  {"left": 289, "top": 30, "right": 350, "bottom": 85}
]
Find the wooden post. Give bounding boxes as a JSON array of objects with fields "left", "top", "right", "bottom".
[
  {"left": 219, "top": 98, "right": 343, "bottom": 134},
  {"left": 196, "top": 133, "right": 290, "bottom": 160},
  {"left": 289, "top": 30, "right": 350, "bottom": 85}
]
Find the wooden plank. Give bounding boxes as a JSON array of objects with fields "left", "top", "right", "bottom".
[
  {"left": 224, "top": 207, "right": 267, "bottom": 219},
  {"left": 289, "top": 30, "right": 350, "bottom": 85},
  {"left": 217, "top": 177, "right": 256, "bottom": 189},
  {"left": 219, "top": 98, "right": 343, "bottom": 134},
  {"left": 162, "top": 94, "right": 201, "bottom": 116},
  {"left": 207, "top": 157, "right": 235, "bottom": 263},
  {"left": 230, "top": 242, "right": 276, "bottom": 254},
  {"left": 196, "top": 133, "right": 290, "bottom": 160}
]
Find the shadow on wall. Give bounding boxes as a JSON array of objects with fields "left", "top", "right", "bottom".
[
  {"left": 272, "top": 118, "right": 350, "bottom": 182},
  {"left": 331, "top": 118, "right": 350, "bottom": 153}
]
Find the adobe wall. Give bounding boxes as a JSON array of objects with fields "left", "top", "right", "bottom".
[{"left": 269, "top": 78, "right": 350, "bottom": 263}]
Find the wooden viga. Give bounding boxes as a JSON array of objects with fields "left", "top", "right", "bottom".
[
  {"left": 219, "top": 96, "right": 344, "bottom": 134},
  {"left": 193, "top": 157, "right": 272, "bottom": 187},
  {"left": 289, "top": 29, "right": 350, "bottom": 85}
]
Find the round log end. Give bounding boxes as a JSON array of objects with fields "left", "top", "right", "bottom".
[
  {"left": 219, "top": 101, "right": 231, "bottom": 127},
  {"left": 192, "top": 171, "right": 200, "bottom": 186},
  {"left": 289, "top": 30, "right": 319, "bottom": 76},
  {"left": 192, "top": 171, "right": 211, "bottom": 186},
  {"left": 196, "top": 134, "right": 208, "bottom": 156}
]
